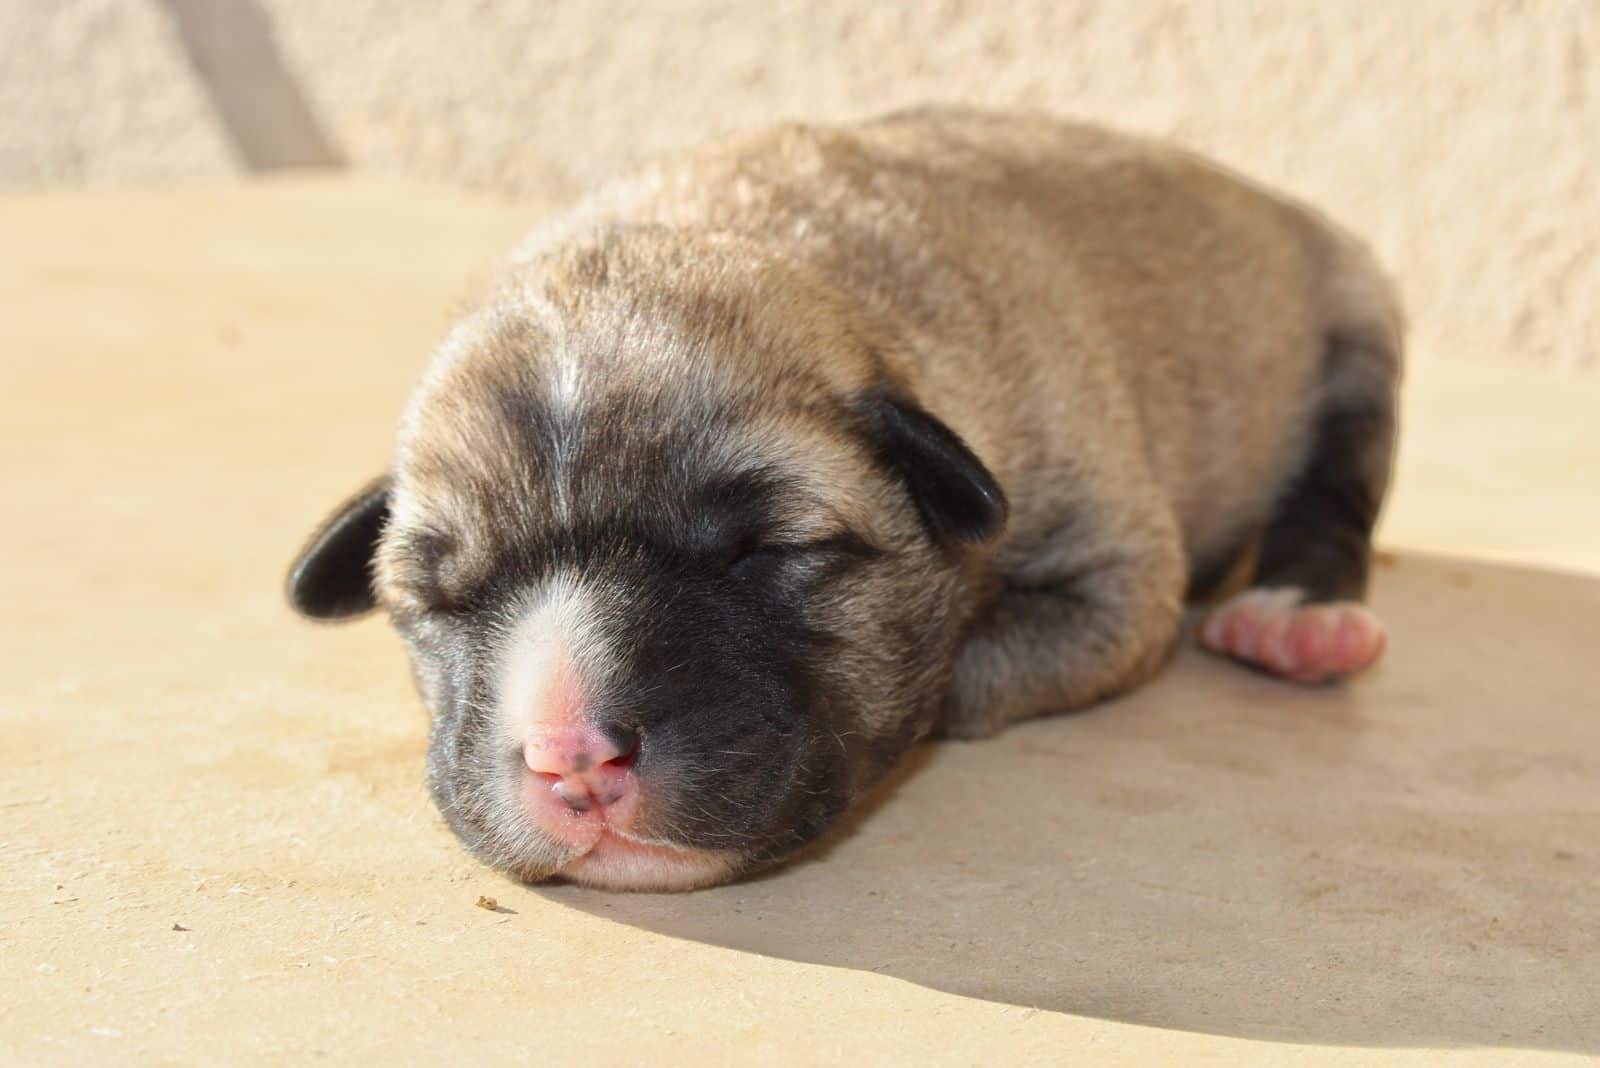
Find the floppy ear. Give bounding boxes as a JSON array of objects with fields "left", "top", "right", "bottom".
[
  {"left": 856, "top": 392, "right": 1008, "bottom": 545},
  {"left": 286, "top": 477, "right": 391, "bottom": 620}
]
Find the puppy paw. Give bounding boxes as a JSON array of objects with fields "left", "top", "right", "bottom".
[{"left": 1198, "top": 587, "right": 1386, "bottom": 684}]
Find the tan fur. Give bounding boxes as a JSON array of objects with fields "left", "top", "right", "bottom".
[
  {"left": 287, "top": 107, "right": 1412, "bottom": 896},
  {"left": 381, "top": 108, "right": 1400, "bottom": 745},
  {"left": 278, "top": 108, "right": 1409, "bottom": 887}
]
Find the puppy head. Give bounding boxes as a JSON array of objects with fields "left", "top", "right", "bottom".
[{"left": 287, "top": 232, "right": 1005, "bottom": 890}]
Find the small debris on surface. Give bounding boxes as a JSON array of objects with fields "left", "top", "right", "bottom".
[
  {"left": 1554, "top": 849, "right": 1577, "bottom": 861},
  {"left": 475, "top": 895, "right": 517, "bottom": 915},
  {"left": 172, "top": 923, "right": 190, "bottom": 932}
]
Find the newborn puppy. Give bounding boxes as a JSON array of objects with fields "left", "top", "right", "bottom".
[{"left": 288, "top": 109, "right": 1401, "bottom": 891}]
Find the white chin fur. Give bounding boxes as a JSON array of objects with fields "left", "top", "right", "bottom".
[{"left": 558, "top": 840, "right": 739, "bottom": 892}]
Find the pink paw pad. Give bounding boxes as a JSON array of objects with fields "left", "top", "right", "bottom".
[{"left": 1198, "top": 588, "right": 1386, "bottom": 683}]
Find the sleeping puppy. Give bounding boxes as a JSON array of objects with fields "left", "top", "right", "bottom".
[{"left": 288, "top": 108, "right": 1402, "bottom": 891}]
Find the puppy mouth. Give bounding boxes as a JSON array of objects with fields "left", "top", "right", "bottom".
[
  {"left": 512, "top": 765, "right": 737, "bottom": 891},
  {"left": 515, "top": 764, "right": 638, "bottom": 846}
]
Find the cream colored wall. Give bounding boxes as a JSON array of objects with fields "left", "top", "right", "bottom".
[{"left": 2, "top": 0, "right": 1596, "bottom": 371}]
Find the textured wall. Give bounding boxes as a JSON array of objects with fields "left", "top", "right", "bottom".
[
  {"left": 2, "top": 0, "right": 1596, "bottom": 370},
  {"left": 0, "top": 1, "right": 233, "bottom": 185}
]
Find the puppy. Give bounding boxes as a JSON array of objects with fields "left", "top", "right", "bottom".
[{"left": 288, "top": 108, "right": 1401, "bottom": 891}]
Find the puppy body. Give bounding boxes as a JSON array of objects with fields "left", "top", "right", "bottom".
[
  {"left": 291, "top": 109, "right": 1401, "bottom": 888},
  {"left": 498, "top": 108, "right": 1400, "bottom": 728}
]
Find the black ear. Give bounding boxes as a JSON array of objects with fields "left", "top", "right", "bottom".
[
  {"left": 286, "top": 477, "right": 391, "bottom": 620},
  {"left": 857, "top": 393, "right": 1008, "bottom": 545}
]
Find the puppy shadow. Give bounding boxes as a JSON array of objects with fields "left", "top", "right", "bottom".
[{"left": 541, "top": 553, "right": 1600, "bottom": 1051}]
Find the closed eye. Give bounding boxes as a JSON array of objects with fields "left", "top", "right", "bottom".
[{"left": 725, "top": 532, "right": 883, "bottom": 580}]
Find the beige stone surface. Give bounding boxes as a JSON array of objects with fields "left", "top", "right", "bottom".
[
  {"left": 2, "top": 178, "right": 1598, "bottom": 1064},
  {"left": 4, "top": 1, "right": 1598, "bottom": 372}
]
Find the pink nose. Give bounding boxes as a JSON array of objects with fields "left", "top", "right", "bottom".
[{"left": 524, "top": 725, "right": 639, "bottom": 813}]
